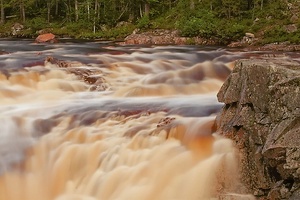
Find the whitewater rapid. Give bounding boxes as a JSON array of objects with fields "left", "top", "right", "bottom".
[{"left": 0, "top": 40, "right": 264, "bottom": 200}]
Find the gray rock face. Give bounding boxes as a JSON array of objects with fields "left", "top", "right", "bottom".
[{"left": 216, "top": 59, "right": 300, "bottom": 199}]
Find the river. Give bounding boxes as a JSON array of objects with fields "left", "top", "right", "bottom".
[{"left": 1, "top": 39, "right": 296, "bottom": 200}]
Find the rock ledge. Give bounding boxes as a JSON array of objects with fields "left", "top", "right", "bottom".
[{"left": 216, "top": 58, "right": 300, "bottom": 199}]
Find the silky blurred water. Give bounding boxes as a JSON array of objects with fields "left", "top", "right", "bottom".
[{"left": 1, "top": 39, "right": 290, "bottom": 200}]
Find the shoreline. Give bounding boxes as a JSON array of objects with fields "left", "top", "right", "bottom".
[{"left": 2, "top": 33, "right": 300, "bottom": 52}]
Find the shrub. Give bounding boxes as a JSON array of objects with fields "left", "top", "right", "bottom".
[
  {"left": 177, "top": 17, "right": 218, "bottom": 38},
  {"left": 136, "top": 16, "right": 150, "bottom": 29},
  {"left": 216, "top": 21, "right": 246, "bottom": 42}
]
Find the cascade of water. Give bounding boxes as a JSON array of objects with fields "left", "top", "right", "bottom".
[{"left": 0, "top": 40, "right": 255, "bottom": 200}]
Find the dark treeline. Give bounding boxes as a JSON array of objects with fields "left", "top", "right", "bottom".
[{"left": 0, "top": 0, "right": 299, "bottom": 44}]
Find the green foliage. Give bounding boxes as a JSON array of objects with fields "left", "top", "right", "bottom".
[
  {"left": 216, "top": 21, "right": 246, "bottom": 42},
  {"left": 186, "top": 38, "right": 196, "bottom": 45},
  {"left": 176, "top": 9, "right": 218, "bottom": 38},
  {"left": 136, "top": 16, "right": 150, "bottom": 29},
  {"left": 24, "top": 17, "right": 48, "bottom": 32},
  {"left": 0, "top": 0, "right": 298, "bottom": 44},
  {"left": 260, "top": 25, "right": 300, "bottom": 44}
]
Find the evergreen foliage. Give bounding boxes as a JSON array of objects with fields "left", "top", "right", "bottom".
[{"left": 0, "top": 0, "right": 299, "bottom": 44}]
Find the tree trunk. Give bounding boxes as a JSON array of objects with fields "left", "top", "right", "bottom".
[
  {"left": 47, "top": 2, "right": 51, "bottom": 23},
  {"left": 68, "top": 0, "right": 71, "bottom": 22},
  {"left": 64, "top": 1, "right": 70, "bottom": 22},
  {"left": 139, "top": 4, "right": 143, "bottom": 17},
  {"left": 190, "top": 0, "right": 195, "bottom": 10},
  {"left": 260, "top": 0, "right": 263, "bottom": 10},
  {"left": 75, "top": 0, "right": 78, "bottom": 22},
  {"left": 87, "top": 1, "right": 90, "bottom": 21},
  {"left": 144, "top": 3, "right": 150, "bottom": 17},
  {"left": 55, "top": 0, "right": 59, "bottom": 16},
  {"left": 20, "top": 0, "right": 25, "bottom": 23},
  {"left": 93, "top": 0, "right": 98, "bottom": 33},
  {"left": 0, "top": 0, "right": 4, "bottom": 24}
]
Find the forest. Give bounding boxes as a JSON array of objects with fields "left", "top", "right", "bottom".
[{"left": 0, "top": 0, "right": 299, "bottom": 44}]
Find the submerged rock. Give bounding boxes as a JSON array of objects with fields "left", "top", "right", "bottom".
[
  {"left": 44, "top": 56, "right": 109, "bottom": 91},
  {"left": 216, "top": 58, "right": 300, "bottom": 199}
]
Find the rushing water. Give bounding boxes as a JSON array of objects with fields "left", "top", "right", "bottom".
[{"left": 2, "top": 39, "right": 295, "bottom": 200}]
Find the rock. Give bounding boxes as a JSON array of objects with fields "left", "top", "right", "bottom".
[
  {"left": 116, "top": 21, "right": 131, "bottom": 28},
  {"left": 290, "top": 15, "right": 298, "bottom": 23},
  {"left": 0, "top": 51, "right": 9, "bottom": 55},
  {"left": 245, "top": 33, "right": 255, "bottom": 38},
  {"left": 100, "top": 24, "right": 109, "bottom": 32},
  {"left": 132, "top": 28, "right": 140, "bottom": 34},
  {"left": 35, "top": 33, "right": 57, "bottom": 43},
  {"left": 216, "top": 58, "right": 300, "bottom": 199},
  {"left": 11, "top": 23, "right": 24, "bottom": 36},
  {"left": 249, "top": 44, "right": 300, "bottom": 51},
  {"left": 228, "top": 32, "right": 256, "bottom": 47},
  {"left": 284, "top": 24, "right": 298, "bottom": 33},
  {"left": 228, "top": 41, "right": 244, "bottom": 48},
  {"left": 123, "top": 29, "right": 218, "bottom": 45},
  {"left": 242, "top": 33, "right": 256, "bottom": 44},
  {"left": 44, "top": 56, "right": 109, "bottom": 91}
]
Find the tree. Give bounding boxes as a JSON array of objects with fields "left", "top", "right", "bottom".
[
  {"left": 0, "top": 0, "right": 4, "bottom": 24},
  {"left": 47, "top": 1, "right": 51, "bottom": 22},
  {"left": 219, "top": 0, "right": 241, "bottom": 18},
  {"left": 93, "top": 0, "right": 97, "bottom": 33},
  {"left": 190, "top": 0, "right": 195, "bottom": 10},
  {"left": 75, "top": 0, "right": 78, "bottom": 22},
  {"left": 19, "top": 0, "right": 25, "bottom": 22}
]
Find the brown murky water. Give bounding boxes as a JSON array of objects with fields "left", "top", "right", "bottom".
[{"left": 1, "top": 40, "right": 288, "bottom": 200}]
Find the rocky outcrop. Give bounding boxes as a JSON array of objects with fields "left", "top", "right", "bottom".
[
  {"left": 216, "top": 58, "right": 300, "bottom": 199},
  {"left": 11, "top": 23, "right": 24, "bottom": 36},
  {"left": 250, "top": 43, "right": 300, "bottom": 51},
  {"left": 44, "top": 56, "right": 109, "bottom": 91},
  {"left": 123, "top": 29, "right": 218, "bottom": 45}
]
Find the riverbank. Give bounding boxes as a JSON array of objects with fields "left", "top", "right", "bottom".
[
  {"left": 122, "top": 29, "right": 300, "bottom": 52},
  {"left": 3, "top": 22, "right": 300, "bottom": 52}
]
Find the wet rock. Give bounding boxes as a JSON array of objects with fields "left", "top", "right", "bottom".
[
  {"left": 216, "top": 58, "right": 300, "bottom": 199},
  {"left": 156, "top": 117, "right": 176, "bottom": 128},
  {"left": 45, "top": 56, "right": 70, "bottom": 68},
  {"left": 35, "top": 33, "right": 57, "bottom": 43},
  {"left": 249, "top": 43, "right": 300, "bottom": 51},
  {"left": 0, "top": 50, "right": 9, "bottom": 55},
  {"left": 44, "top": 56, "right": 109, "bottom": 91},
  {"left": 33, "top": 118, "right": 58, "bottom": 136}
]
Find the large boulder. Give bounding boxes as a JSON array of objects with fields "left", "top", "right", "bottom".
[
  {"left": 11, "top": 23, "right": 24, "bottom": 36},
  {"left": 35, "top": 33, "right": 57, "bottom": 43},
  {"left": 216, "top": 58, "right": 300, "bottom": 199}
]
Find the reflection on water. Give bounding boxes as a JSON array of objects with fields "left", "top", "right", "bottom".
[{"left": 0, "top": 40, "right": 260, "bottom": 199}]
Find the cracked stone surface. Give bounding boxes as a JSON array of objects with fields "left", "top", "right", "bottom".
[{"left": 216, "top": 58, "right": 300, "bottom": 199}]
